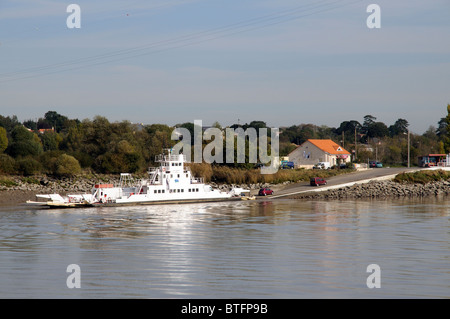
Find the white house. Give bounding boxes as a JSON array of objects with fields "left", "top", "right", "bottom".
[{"left": 288, "top": 139, "right": 351, "bottom": 168}]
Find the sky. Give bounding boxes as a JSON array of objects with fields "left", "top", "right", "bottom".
[{"left": 0, "top": 0, "right": 449, "bottom": 134}]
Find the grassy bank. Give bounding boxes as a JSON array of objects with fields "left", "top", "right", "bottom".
[{"left": 394, "top": 169, "right": 450, "bottom": 184}]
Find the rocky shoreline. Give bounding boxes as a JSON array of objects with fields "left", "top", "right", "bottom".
[
  {"left": 285, "top": 180, "right": 450, "bottom": 200},
  {"left": 1, "top": 174, "right": 449, "bottom": 206}
]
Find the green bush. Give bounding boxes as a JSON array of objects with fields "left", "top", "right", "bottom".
[
  {"left": 0, "top": 154, "right": 17, "bottom": 174},
  {"left": 16, "top": 157, "right": 42, "bottom": 176},
  {"left": 55, "top": 154, "right": 81, "bottom": 177}
]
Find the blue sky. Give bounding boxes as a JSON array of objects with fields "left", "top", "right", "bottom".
[{"left": 0, "top": 0, "right": 449, "bottom": 134}]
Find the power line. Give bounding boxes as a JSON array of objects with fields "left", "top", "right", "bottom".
[{"left": 0, "top": 0, "right": 362, "bottom": 83}]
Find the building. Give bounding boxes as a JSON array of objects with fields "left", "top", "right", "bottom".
[
  {"left": 288, "top": 139, "right": 351, "bottom": 168},
  {"left": 417, "top": 154, "right": 449, "bottom": 167}
]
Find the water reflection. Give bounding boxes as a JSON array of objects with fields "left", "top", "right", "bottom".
[{"left": 0, "top": 197, "right": 449, "bottom": 298}]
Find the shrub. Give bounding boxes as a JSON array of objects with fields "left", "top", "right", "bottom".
[
  {"left": 0, "top": 154, "right": 17, "bottom": 174},
  {"left": 55, "top": 154, "right": 81, "bottom": 177},
  {"left": 16, "top": 157, "right": 42, "bottom": 176},
  {"left": 394, "top": 170, "right": 450, "bottom": 184}
]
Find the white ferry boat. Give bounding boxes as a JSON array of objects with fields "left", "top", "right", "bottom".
[{"left": 27, "top": 150, "right": 245, "bottom": 208}]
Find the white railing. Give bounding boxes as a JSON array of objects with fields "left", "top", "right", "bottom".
[
  {"left": 155, "top": 154, "right": 186, "bottom": 162},
  {"left": 191, "top": 177, "right": 204, "bottom": 184}
]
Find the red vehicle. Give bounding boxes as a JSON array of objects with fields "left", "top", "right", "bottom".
[
  {"left": 310, "top": 177, "right": 327, "bottom": 186},
  {"left": 258, "top": 188, "right": 274, "bottom": 196}
]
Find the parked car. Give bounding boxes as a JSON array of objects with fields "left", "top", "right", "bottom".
[
  {"left": 310, "top": 177, "right": 327, "bottom": 186},
  {"left": 280, "top": 161, "right": 294, "bottom": 169},
  {"left": 369, "top": 161, "right": 376, "bottom": 168},
  {"left": 313, "top": 162, "right": 331, "bottom": 169},
  {"left": 258, "top": 188, "right": 274, "bottom": 196},
  {"left": 376, "top": 162, "right": 383, "bottom": 168}
]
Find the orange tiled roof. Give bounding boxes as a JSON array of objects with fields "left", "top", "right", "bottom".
[{"left": 307, "top": 139, "right": 350, "bottom": 155}]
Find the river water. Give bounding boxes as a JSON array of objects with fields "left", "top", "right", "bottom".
[{"left": 0, "top": 197, "right": 449, "bottom": 299}]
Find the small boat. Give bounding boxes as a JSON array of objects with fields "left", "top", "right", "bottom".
[{"left": 26, "top": 150, "right": 244, "bottom": 208}]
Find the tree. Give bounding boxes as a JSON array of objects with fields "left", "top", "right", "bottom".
[
  {"left": 443, "top": 104, "right": 450, "bottom": 152},
  {"left": 388, "top": 118, "right": 409, "bottom": 137},
  {"left": 40, "top": 131, "right": 62, "bottom": 151},
  {"left": 8, "top": 126, "right": 43, "bottom": 157},
  {"left": 362, "top": 115, "right": 376, "bottom": 133},
  {"left": 0, "top": 127, "right": 8, "bottom": 153},
  {"left": 367, "top": 122, "right": 389, "bottom": 138},
  {"left": 44, "top": 111, "right": 69, "bottom": 132}
]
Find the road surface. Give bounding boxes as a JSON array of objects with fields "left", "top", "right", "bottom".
[{"left": 268, "top": 167, "right": 420, "bottom": 199}]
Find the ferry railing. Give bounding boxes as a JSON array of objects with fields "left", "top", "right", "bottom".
[
  {"left": 191, "top": 177, "right": 204, "bottom": 184},
  {"left": 155, "top": 154, "right": 186, "bottom": 162}
]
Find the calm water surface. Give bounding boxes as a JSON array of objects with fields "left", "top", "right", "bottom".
[{"left": 0, "top": 197, "right": 449, "bottom": 298}]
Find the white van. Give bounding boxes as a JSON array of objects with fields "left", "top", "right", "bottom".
[{"left": 313, "top": 162, "right": 331, "bottom": 169}]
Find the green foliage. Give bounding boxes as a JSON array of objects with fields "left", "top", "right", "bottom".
[
  {"left": 0, "top": 107, "right": 449, "bottom": 178},
  {"left": 0, "top": 126, "right": 8, "bottom": 153},
  {"left": 0, "top": 154, "right": 17, "bottom": 174},
  {"left": 8, "top": 126, "right": 43, "bottom": 157},
  {"left": 394, "top": 170, "right": 450, "bottom": 184},
  {"left": 54, "top": 154, "right": 81, "bottom": 177},
  {"left": 16, "top": 156, "right": 42, "bottom": 176},
  {"left": 0, "top": 177, "right": 18, "bottom": 187},
  {"left": 40, "top": 131, "right": 62, "bottom": 151}
]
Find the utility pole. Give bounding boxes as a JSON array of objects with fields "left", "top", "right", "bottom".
[{"left": 408, "top": 128, "right": 410, "bottom": 168}]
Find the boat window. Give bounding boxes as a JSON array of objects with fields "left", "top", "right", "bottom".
[
  {"left": 154, "top": 190, "right": 157, "bottom": 193},
  {"left": 181, "top": 189, "right": 184, "bottom": 192},
  {"left": 177, "top": 174, "right": 180, "bottom": 178}
]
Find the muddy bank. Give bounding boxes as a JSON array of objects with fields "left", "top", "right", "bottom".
[{"left": 0, "top": 174, "right": 121, "bottom": 206}]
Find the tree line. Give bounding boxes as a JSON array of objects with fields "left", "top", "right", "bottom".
[{"left": 0, "top": 105, "right": 449, "bottom": 176}]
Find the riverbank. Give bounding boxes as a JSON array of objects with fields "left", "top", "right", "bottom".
[
  {"left": 1, "top": 170, "right": 449, "bottom": 206},
  {"left": 284, "top": 179, "right": 450, "bottom": 200}
]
